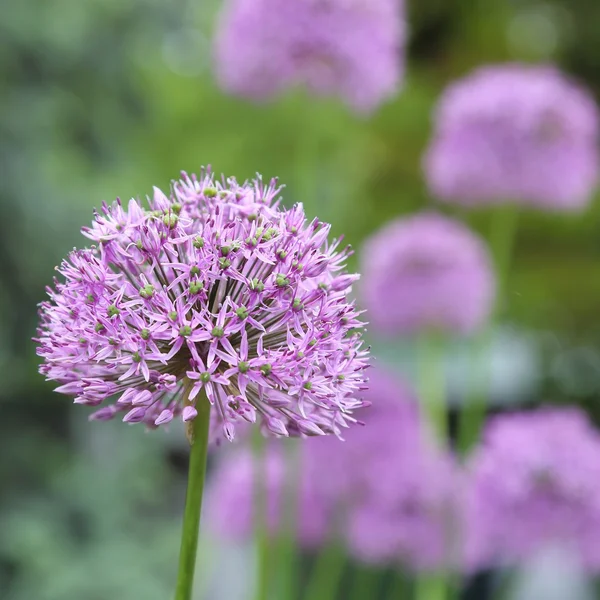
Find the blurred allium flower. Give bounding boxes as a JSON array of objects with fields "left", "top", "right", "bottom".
[
  {"left": 464, "top": 408, "right": 600, "bottom": 572},
  {"left": 213, "top": 0, "right": 405, "bottom": 114},
  {"left": 425, "top": 64, "right": 599, "bottom": 209},
  {"left": 307, "top": 368, "right": 458, "bottom": 571},
  {"left": 35, "top": 169, "right": 369, "bottom": 440},
  {"left": 360, "top": 213, "right": 495, "bottom": 336},
  {"left": 205, "top": 446, "right": 330, "bottom": 548},
  {"left": 206, "top": 368, "right": 457, "bottom": 571}
]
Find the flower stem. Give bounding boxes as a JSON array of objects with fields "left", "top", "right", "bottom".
[
  {"left": 349, "top": 566, "right": 380, "bottom": 600},
  {"left": 418, "top": 332, "right": 446, "bottom": 442},
  {"left": 416, "top": 334, "right": 448, "bottom": 600},
  {"left": 414, "top": 572, "right": 447, "bottom": 600},
  {"left": 174, "top": 389, "right": 211, "bottom": 600},
  {"left": 277, "top": 441, "right": 300, "bottom": 599},
  {"left": 302, "top": 542, "right": 346, "bottom": 600},
  {"left": 457, "top": 204, "right": 519, "bottom": 454},
  {"left": 252, "top": 429, "right": 270, "bottom": 600},
  {"left": 489, "top": 204, "right": 519, "bottom": 298},
  {"left": 387, "top": 569, "right": 411, "bottom": 599}
]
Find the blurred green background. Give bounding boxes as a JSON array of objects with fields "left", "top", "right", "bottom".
[{"left": 2, "top": 0, "right": 600, "bottom": 598}]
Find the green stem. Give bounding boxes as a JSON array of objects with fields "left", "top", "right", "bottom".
[
  {"left": 416, "top": 333, "right": 448, "bottom": 600},
  {"left": 277, "top": 441, "right": 300, "bottom": 600},
  {"left": 456, "top": 328, "right": 491, "bottom": 454},
  {"left": 302, "top": 542, "right": 346, "bottom": 600},
  {"left": 457, "top": 204, "right": 519, "bottom": 454},
  {"left": 174, "top": 388, "right": 211, "bottom": 600},
  {"left": 253, "top": 430, "right": 269, "bottom": 600},
  {"left": 349, "top": 567, "right": 380, "bottom": 600},
  {"left": 490, "top": 204, "right": 519, "bottom": 300},
  {"left": 388, "top": 569, "right": 411, "bottom": 600},
  {"left": 414, "top": 572, "right": 446, "bottom": 600},
  {"left": 417, "top": 332, "right": 446, "bottom": 443}
]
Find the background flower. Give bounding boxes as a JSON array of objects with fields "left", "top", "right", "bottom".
[
  {"left": 204, "top": 445, "right": 330, "bottom": 548},
  {"left": 206, "top": 367, "right": 458, "bottom": 572},
  {"left": 214, "top": 0, "right": 405, "bottom": 114},
  {"left": 424, "top": 64, "right": 599, "bottom": 210},
  {"left": 464, "top": 408, "right": 600, "bottom": 572},
  {"left": 359, "top": 212, "right": 496, "bottom": 336}
]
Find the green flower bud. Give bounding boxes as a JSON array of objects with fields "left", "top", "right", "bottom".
[
  {"left": 140, "top": 284, "right": 155, "bottom": 299},
  {"left": 189, "top": 281, "right": 204, "bottom": 294},
  {"left": 260, "top": 363, "right": 272, "bottom": 376},
  {"left": 250, "top": 279, "right": 265, "bottom": 292},
  {"left": 235, "top": 306, "right": 249, "bottom": 319},
  {"left": 107, "top": 305, "right": 120, "bottom": 318},
  {"left": 162, "top": 213, "right": 178, "bottom": 229},
  {"left": 275, "top": 274, "right": 289, "bottom": 287}
]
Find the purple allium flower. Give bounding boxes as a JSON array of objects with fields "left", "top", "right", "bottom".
[
  {"left": 213, "top": 0, "right": 405, "bottom": 115},
  {"left": 205, "top": 446, "right": 330, "bottom": 548},
  {"left": 464, "top": 408, "right": 600, "bottom": 572},
  {"left": 306, "top": 367, "right": 458, "bottom": 571},
  {"left": 35, "top": 169, "right": 369, "bottom": 440},
  {"left": 359, "top": 213, "right": 495, "bottom": 336},
  {"left": 205, "top": 367, "right": 457, "bottom": 571},
  {"left": 424, "top": 64, "right": 600, "bottom": 210}
]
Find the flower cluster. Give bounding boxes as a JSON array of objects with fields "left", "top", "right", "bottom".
[
  {"left": 213, "top": 0, "right": 405, "bottom": 114},
  {"left": 35, "top": 169, "right": 369, "bottom": 440},
  {"left": 206, "top": 368, "right": 457, "bottom": 572},
  {"left": 359, "top": 213, "right": 495, "bottom": 336},
  {"left": 425, "top": 64, "right": 599, "bottom": 210},
  {"left": 464, "top": 408, "right": 600, "bottom": 572}
]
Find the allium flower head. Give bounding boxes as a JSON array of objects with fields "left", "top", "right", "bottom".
[
  {"left": 35, "top": 169, "right": 369, "bottom": 440},
  {"left": 360, "top": 213, "right": 495, "bottom": 336},
  {"left": 214, "top": 0, "right": 405, "bottom": 114},
  {"left": 425, "top": 64, "right": 599, "bottom": 209},
  {"left": 206, "top": 368, "right": 457, "bottom": 572},
  {"left": 464, "top": 408, "right": 600, "bottom": 572}
]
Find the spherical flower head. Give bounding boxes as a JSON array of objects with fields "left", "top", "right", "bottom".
[
  {"left": 424, "top": 64, "right": 600, "bottom": 210},
  {"left": 35, "top": 168, "right": 369, "bottom": 441},
  {"left": 305, "top": 367, "right": 458, "bottom": 572},
  {"left": 464, "top": 408, "right": 600, "bottom": 572},
  {"left": 213, "top": 0, "right": 405, "bottom": 115},
  {"left": 359, "top": 212, "right": 496, "bottom": 336},
  {"left": 204, "top": 446, "right": 330, "bottom": 548}
]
